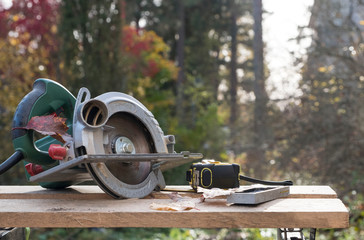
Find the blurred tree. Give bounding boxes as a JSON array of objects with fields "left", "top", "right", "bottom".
[
  {"left": 175, "top": 0, "right": 185, "bottom": 120},
  {"left": 281, "top": 0, "right": 364, "bottom": 194},
  {"left": 59, "top": 0, "right": 122, "bottom": 95},
  {"left": 124, "top": 0, "right": 230, "bottom": 160},
  {"left": 120, "top": 26, "right": 177, "bottom": 129},
  {"left": 229, "top": 0, "right": 238, "bottom": 153},
  {"left": 125, "top": 0, "right": 260, "bottom": 164},
  {"left": 250, "top": 0, "right": 268, "bottom": 178},
  {"left": 1, "top": 0, "right": 60, "bottom": 79},
  {"left": 0, "top": 0, "right": 60, "bottom": 184}
]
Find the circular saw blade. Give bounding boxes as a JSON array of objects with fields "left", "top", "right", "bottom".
[
  {"left": 75, "top": 90, "right": 168, "bottom": 198},
  {"left": 103, "top": 112, "right": 152, "bottom": 184}
]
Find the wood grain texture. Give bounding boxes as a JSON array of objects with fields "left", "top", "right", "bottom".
[
  {"left": 0, "top": 185, "right": 349, "bottom": 229},
  {"left": 0, "top": 198, "right": 348, "bottom": 228},
  {"left": 0, "top": 185, "right": 111, "bottom": 200}
]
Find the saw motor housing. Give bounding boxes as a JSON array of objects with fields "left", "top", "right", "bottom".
[{"left": 12, "top": 79, "right": 76, "bottom": 189}]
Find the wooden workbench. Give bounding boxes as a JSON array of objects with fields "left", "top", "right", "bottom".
[{"left": 0, "top": 185, "right": 349, "bottom": 229}]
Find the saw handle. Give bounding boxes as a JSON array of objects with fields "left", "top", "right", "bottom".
[{"left": 12, "top": 79, "right": 47, "bottom": 140}]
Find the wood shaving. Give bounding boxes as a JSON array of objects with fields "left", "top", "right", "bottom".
[
  {"left": 200, "top": 188, "right": 237, "bottom": 199},
  {"left": 149, "top": 192, "right": 203, "bottom": 211}
]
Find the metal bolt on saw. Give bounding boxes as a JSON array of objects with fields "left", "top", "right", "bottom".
[{"left": 0, "top": 79, "right": 203, "bottom": 199}]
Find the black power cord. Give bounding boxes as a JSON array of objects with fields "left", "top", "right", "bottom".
[
  {"left": 0, "top": 151, "right": 24, "bottom": 175},
  {"left": 239, "top": 174, "right": 293, "bottom": 186}
]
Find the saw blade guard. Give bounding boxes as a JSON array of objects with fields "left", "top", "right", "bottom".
[{"left": 72, "top": 88, "right": 168, "bottom": 198}]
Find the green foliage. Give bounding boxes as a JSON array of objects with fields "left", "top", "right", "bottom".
[
  {"left": 164, "top": 77, "right": 226, "bottom": 185},
  {"left": 59, "top": 0, "right": 122, "bottom": 95},
  {"left": 25, "top": 227, "right": 30, "bottom": 240},
  {"left": 343, "top": 192, "right": 364, "bottom": 238},
  {"left": 120, "top": 26, "right": 177, "bottom": 127},
  {"left": 173, "top": 76, "right": 226, "bottom": 153},
  {"left": 30, "top": 228, "right": 171, "bottom": 240},
  {"left": 30, "top": 228, "right": 278, "bottom": 240}
]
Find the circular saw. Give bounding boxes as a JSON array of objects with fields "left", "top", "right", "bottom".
[{"left": 1, "top": 79, "right": 202, "bottom": 198}]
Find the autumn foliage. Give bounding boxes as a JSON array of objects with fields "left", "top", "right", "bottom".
[
  {"left": 13, "top": 115, "right": 71, "bottom": 144},
  {"left": 121, "top": 26, "right": 177, "bottom": 81},
  {"left": 120, "top": 26, "right": 177, "bottom": 111}
]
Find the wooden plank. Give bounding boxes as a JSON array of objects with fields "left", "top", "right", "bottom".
[
  {"left": 0, "top": 198, "right": 348, "bottom": 228},
  {"left": 0, "top": 185, "right": 338, "bottom": 200},
  {"left": 287, "top": 185, "right": 337, "bottom": 198},
  {"left": 0, "top": 185, "right": 111, "bottom": 200}
]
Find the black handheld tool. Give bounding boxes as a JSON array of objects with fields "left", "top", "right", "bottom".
[{"left": 186, "top": 160, "right": 293, "bottom": 190}]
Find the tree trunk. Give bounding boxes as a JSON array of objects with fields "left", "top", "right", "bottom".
[
  {"left": 229, "top": 4, "right": 238, "bottom": 153},
  {"left": 252, "top": 0, "right": 268, "bottom": 178},
  {"left": 176, "top": 0, "right": 185, "bottom": 119}
]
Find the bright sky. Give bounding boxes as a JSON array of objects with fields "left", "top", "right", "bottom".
[
  {"left": 263, "top": 0, "right": 314, "bottom": 101},
  {"left": 0, "top": 0, "right": 11, "bottom": 9}
]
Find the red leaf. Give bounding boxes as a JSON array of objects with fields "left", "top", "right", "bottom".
[{"left": 14, "top": 115, "right": 71, "bottom": 144}]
